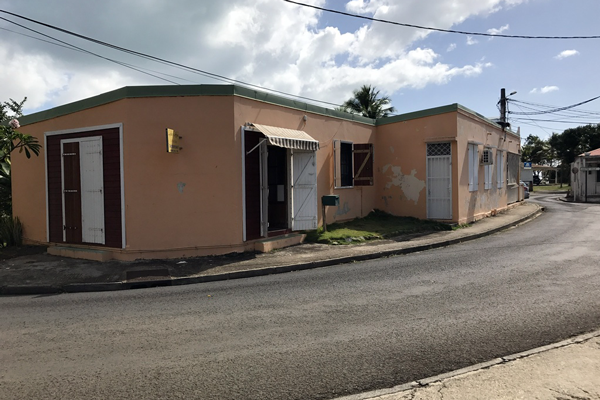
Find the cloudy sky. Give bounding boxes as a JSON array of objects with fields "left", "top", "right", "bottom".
[{"left": 1, "top": 0, "right": 599, "bottom": 140}]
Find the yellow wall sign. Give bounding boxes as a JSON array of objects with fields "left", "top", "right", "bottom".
[{"left": 166, "top": 128, "right": 180, "bottom": 153}]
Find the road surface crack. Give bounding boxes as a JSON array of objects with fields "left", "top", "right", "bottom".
[
  {"left": 550, "top": 387, "right": 596, "bottom": 400},
  {"left": 435, "top": 382, "right": 448, "bottom": 400}
]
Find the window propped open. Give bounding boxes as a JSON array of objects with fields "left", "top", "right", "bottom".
[{"left": 334, "top": 140, "right": 374, "bottom": 188}]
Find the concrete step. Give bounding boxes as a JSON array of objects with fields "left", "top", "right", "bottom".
[
  {"left": 254, "top": 233, "right": 306, "bottom": 253},
  {"left": 48, "top": 245, "right": 113, "bottom": 262}
]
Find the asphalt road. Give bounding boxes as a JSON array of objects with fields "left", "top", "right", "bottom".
[{"left": 2, "top": 195, "right": 599, "bottom": 400}]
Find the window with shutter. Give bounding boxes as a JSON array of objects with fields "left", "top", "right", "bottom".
[
  {"left": 468, "top": 143, "right": 479, "bottom": 192},
  {"left": 334, "top": 141, "right": 374, "bottom": 188},
  {"left": 484, "top": 148, "right": 492, "bottom": 189},
  {"left": 497, "top": 150, "right": 504, "bottom": 188}
]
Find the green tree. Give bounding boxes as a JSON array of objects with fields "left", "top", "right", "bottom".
[
  {"left": 521, "top": 134, "right": 550, "bottom": 165},
  {"left": 547, "top": 124, "right": 600, "bottom": 186},
  {"left": 0, "top": 97, "right": 41, "bottom": 216},
  {"left": 341, "top": 85, "right": 396, "bottom": 118},
  {"left": 549, "top": 124, "right": 600, "bottom": 166}
]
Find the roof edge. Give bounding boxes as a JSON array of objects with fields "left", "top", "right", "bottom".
[
  {"left": 19, "top": 84, "right": 376, "bottom": 126},
  {"left": 376, "top": 103, "right": 520, "bottom": 138},
  {"left": 375, "top": 104, "right": 460, "bottom": 126}
]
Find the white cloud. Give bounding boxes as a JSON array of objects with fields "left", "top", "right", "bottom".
[
  {"left": 0, "top": 45, "right": 69, "bottom": 109},
  {"left": 487, "top": 24, "right": 509, "bottom": 35},
  {"left": 447, "top": 43, "right": 457, "bottom": 52},
  {"left": 555, "top": 50, "right": 580, "bottom": 60},
  {"left": 530, "top": 86, "right": 559, "bottom": 94},
  {"left": 0, "top": 0, "right": 527, "bottom": 113},
  {"left": 466, "top": 36, "right": 479, "bottom": 45}
]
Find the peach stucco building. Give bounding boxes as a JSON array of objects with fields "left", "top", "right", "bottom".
[{"left": 12, "top": 85, "right": 521, "bottom": 260}]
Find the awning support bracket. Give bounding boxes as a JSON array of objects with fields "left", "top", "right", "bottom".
[{"left": 246, "top": 138, "right": 267, "bottom": 155}]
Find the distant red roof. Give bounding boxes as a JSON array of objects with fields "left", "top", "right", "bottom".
[{"left": 580, "top": 148, "right": 600, "bottom": 157}]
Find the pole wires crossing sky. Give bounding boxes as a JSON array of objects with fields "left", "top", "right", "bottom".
[
  {"left": 0, "top": 9, "right": 347, "bottom": 109},
  {"left": 508, "top": 97, "right": 600, "bottom": 131},
  {"left": 282, "top": 0, "right": 600, "bottom": 40}
]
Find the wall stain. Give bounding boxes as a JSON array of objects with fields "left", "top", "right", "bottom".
[
  {"left": 381, "top": 195, "right": 392, "bottom": 207},
  {"left": 382, "top": 164, "right": 425, "bottom": 204},
  {"left": 335, "top": 201, "right": 351, "bottom": 216},
  {"left": 177, "top": 182, "right": 186, "bottom": 193}
]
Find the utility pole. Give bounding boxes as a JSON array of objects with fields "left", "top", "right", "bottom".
[
  {"left": 498, "top": 88, "right": 516, "bottom": 131},
  {"left": 500, "top": 88, "right": 507, "bottom": 129}
]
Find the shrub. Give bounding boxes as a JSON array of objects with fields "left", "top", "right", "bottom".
[{"left": 0, "top": 215, "right": 23, "bottom": 247}]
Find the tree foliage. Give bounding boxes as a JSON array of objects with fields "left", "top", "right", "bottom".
[
  {"left": 521, "top": 134, "right": 550, "bottom": 165},
  {"left": 521, "top": 124, "right": 600, "bottom": 185},
  {"left": 549, "top": 124, "right": 600, "bottom": 166},
  {"left": 341, "top": 85, "right": 396, "bottom": 119},
  {"left": 0, "top": 97, "right": 42, "bottom": 216}
]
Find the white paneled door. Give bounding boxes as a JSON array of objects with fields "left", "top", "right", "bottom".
[
  {"left": 291, "top": 150, "right": 318, "bottom": 231},
  {"left": 79, "top": 137, "right": 105, "bottom": 244},
  {"left": 427, "top": 143, "right": 452, "bottom": 220}
]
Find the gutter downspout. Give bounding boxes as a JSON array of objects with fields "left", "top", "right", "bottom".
[{"left": 584, "top": 157, "right": 588, "bottom": 203}]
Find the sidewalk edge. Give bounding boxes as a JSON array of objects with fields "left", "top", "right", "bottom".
[
  {"left": 0, "top": 204, "right": 543, "bottom": 296},
  {"left": 333, "top": 328, "right": 600, "bottom": 400}
]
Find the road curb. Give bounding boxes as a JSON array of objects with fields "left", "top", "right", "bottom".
[
  {"left": 0, "top": 204, "right": 544, "bottom": 296},
  {"left": 333, "top": 328, "right": 600, "bottom": 400}
]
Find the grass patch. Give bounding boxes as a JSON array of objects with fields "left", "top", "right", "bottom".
[
  {"left": 451, "top": 223, "right": 471, "bottom": 230},
  {"left": 305, "top": 210, "right": 451, "bottom": 245},
  {"left": 533, "top": 184, "right": 570, "bottom": 192}
]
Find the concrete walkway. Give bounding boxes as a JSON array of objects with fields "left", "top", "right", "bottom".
[
  {"left": 337, "top": 330, "right": 600, "bottom": 400},
  {"left": 1, "top": 202, "right": 542, "bottom": 295}
]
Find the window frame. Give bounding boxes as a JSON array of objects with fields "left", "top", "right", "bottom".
[
  {"left": 468, "top": 143, "right": 479, "bottom": 192},
  {"left": 484, "top": 147, "right": 493, "bottom": 190},
  {"left": 334, "top": 140, "right": 354, "bottom": 189},
  {"left": 497, "top": 150, "right": 504, "bottom": 189},
  {"left": 507, "top": 152, "right": 519, "bottom": 185}
]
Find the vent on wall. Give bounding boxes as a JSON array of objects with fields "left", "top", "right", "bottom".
[{"left": 481, "top": 149, "right": 494, "bottom": 165}]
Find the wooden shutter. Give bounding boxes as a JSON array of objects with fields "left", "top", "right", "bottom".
[{"left": 353, "top": 143, "right": 374, "bottom": 186}]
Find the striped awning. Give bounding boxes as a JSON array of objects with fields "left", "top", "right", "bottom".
[{"left": 247, "top": 123, "right": 319, "bottom": 151}]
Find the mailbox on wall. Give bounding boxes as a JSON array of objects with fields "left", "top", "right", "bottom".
[
  {"left": 321, "top": 195, "right": 339, "bottom": 206},
  {"left": 321, "top": 195, "right": 339, "bottom": 232}
]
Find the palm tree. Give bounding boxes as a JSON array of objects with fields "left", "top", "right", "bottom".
[{"left": 341, "top": 85, "right": 396, "bottom": 118}]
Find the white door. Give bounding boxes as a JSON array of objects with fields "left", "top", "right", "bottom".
[
  {"left": 291, "top": 150, "right": 318, "bottom": 231},
  {"left": 80, "top": 137, "right": 105, "bottom": 244},
  {"left": 427, "top": 143, "right": 452, "bottom": 220}
]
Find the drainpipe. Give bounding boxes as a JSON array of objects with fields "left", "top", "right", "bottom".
[{"left": 584, "top": 157, "right": 588, "bottom": 203}]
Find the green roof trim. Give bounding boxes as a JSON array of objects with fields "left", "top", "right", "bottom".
[
  {"left": 376, "top": 103, "right": 512, "bottom": 132},
  {"left": 18, "top": 84, "right": 518, "bottom": 138},
  {"left": 19, "top": 84, "right": 375, "bottom": 126},
  {"left": 376, "top": 104, "right": 460, "bottom": 126}
]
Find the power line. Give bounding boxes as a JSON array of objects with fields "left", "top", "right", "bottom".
[
  {"left": 0, "top": 9, "right": 349, "bottom": 110},
  {"left": 512, "top": 118, "right": 600, "bottom": 124},
  {"left": 283, "top": 0, "right": 600, "bottom": 40},
  {"left": 508, "top": 99, "right": 600, "bottom": 116},
  {"left": 0, "top": 16, "right": 180, "bottom": 85},
  {"left": 0, "top": 20, "right": 197, "bottom": 84},
  {"left": 511, "top": 103, "right": 554, "bottom": 137},
  {"left": 509, "top": 95, "right": 600, "bottom": 115}
]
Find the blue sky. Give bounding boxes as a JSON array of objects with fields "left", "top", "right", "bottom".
[{"left": 1, "top": 0, "right": 599, "bottom": 141}]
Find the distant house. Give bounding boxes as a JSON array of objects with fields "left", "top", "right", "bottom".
[
  {"left": 12, "top": 85, "right": 521, "bottom": 261},
  {"left": 570, "top": 148, "right": 600, "bottom": 202}
]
